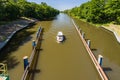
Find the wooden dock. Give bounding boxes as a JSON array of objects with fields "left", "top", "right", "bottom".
[
  {"left": 21, "top": 27, "right": 43, "bottom": 80},
  {"left": 72, "top": 19, "right": 108, "bottom": 80}
]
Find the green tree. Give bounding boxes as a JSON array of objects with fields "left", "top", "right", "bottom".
[
  {"left": 0, "top": 0, "right": 59, "bottom": 21},
  {"left": 65, "top": 0, "right": 120, "bottom": 24}
]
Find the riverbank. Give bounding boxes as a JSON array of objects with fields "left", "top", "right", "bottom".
[
  {"left": 73, "top": 18, "right": 120, "bottom": 80},
  {"left": 72, "top": 19, "right": 108, "bottom": 80},
  {"left": 102, "top": 24, "right": 120, "bottom": 43},
  {"left": 74, "top": 17, "right": 120, "bottom": 44},
  {"left": 0, "top": 18, "right": 37, "bottom": 51}
]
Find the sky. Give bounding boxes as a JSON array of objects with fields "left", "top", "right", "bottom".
[{"left": 27, "top": 0, "right": 89, "bottom": 11}]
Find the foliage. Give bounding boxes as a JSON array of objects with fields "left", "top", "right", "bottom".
[
  {"left": 0, "top": 0, "right": 59, "bottom": 21},
  {"left": 64, "top": 0, "right": 120, "bottom": 24}
]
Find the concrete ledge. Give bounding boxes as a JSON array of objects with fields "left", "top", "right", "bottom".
[
  {"left": 100, "top": 26, "right": 120, "bottom": 43},
  {"left": 0, "top": 21, "right": 36, "bottom": 51}
]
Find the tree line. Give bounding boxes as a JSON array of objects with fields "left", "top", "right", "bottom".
[
  {"left": 64, "top": 0, "right": 120, "bottom": 24},
  {"left": 0, "top": 0, "right": 59, "bottom": 21}
]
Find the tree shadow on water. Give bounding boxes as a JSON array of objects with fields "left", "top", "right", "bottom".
[
  {"left": 3, "top": 55, "right": 20, "bottom": 70},
  {"left": 103, "top": 67, "right": 112, "bottom": 72},
  {"left": 0, "top": 27, "right": 36, "bottom": 62}
]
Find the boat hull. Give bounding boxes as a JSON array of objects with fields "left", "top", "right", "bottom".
[
  {"left": 56, "top": 36, "right": 64, "bottom": 42},
  {"left": 56, "top": 31, "right": 64, "bottom": 42}
]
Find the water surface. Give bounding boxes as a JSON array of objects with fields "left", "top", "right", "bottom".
[
  {"left": 34, "top": 13, "right": 100, "bottom": 80},
  {"left": 1, "top": 14, "right": 101, "bottom": 80},
  {"left": 74, "top": 18, "right": 120, "bottom": 80}
]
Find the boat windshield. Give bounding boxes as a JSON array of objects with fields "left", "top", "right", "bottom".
[{"left": 58, "top": 35, "right": 63, "bottom": 37}]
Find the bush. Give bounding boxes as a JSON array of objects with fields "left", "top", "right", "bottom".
[{"left": 116, "top": 17, "right": 120, "bottom": 24}]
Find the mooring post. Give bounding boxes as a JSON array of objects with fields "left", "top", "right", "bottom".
[
  {"left": 36, "top": 31, "right": 39, "bottom": 39},
  {"left": 79, "top": 28, "right": 81, "bottom": 33},
  {"left": 98, "top": 55, "right": 103, "bottom": 66},
  {"left": 38, "top": 27, "right": 41, "bottom": 33},
  {"left": 23, "top": 56, "right": 29, "bottom": 70},
  {"left": 78, "top": 27, "right": 81, "bottom": 33},
  {"left": 82, "top": 32, "right": 85, "bottom": 38},
  {"left": 87, "top": 40, "right": 91, "bottom": 48},
  {"left": 32, "top": 40, "right": 36, "bottom": 49}
]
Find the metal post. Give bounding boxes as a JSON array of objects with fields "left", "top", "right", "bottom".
[
  {"left": 36, "top": 32, "right": 39, "bottom": 39},
  {"left": 87, "top": 40, "right": 91, "bottom": 48},
  {"left": 82, "top": 32, "right": 85, "bottom": 38},
  {"left": 32, "top": 40, "right": 36, "bottom": 49},
  {"left": 98, "top": 55, "right": 103, "bottom": 66},
  {"left": 79, "top": 28, "right": 81, "bottom": 33},
  {"left": 38, "top": 27, "right": 41, "bottom": 33},
  {"left": 23, "top": 56, "right": 29, "bottom": 70}
]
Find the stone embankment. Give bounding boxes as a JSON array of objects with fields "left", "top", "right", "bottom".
[
  {"left": 101, "top": 24, "right": 120, "bottom": 43},
  {"left": 0, "top": 18, "right": 37, "bottom": 50}
]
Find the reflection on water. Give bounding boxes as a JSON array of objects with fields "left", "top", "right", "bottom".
[{"left": 34, "top": 13, "right": 100, "bottom": 80}]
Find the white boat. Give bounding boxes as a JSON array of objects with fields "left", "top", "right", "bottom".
[{"left": 56, "top": 31, "right": 64, "bottom": 42}]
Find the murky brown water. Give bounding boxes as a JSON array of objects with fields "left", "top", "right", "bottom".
[
  {"left": 74, "top": 18, "right": 120, "bottom": 80},
  {"left": 0, "top": 22, "right": 41, "bottom": 79},
  {"left": 1, "top": 13, "right": 102, "bottom": 80},
  {"left": 33, "top": 13, "right": 100, "bottom": 80}
]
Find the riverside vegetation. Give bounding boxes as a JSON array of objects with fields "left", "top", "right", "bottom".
[
  {"left": 0, "top": 0, "right": 59, "bottom": 22},
  {"left": 64, "top": 0, "right": 120, "bottom": 24}
]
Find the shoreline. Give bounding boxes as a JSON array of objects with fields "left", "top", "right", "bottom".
[
  {"left": 101, "top": 26, "right": 120, "bottom": 44},
  {"left": 74, "top": 17, "right": 120, "bottom": 44},
  {"left": 72, "top": 19, "right": 108, "bottom": 80},
  {"left": 0, "top": 18, "right": 37, "bottom": 51}
]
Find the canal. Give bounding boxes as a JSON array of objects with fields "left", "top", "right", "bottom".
[
  {"left": 74, "top": 19, "right": 120, "bottom": 80},
  {"left": 0, "top": 13, "right": 101, "bottom": 80},
  {"left": 33, "top": 13, "right": 100, "bottom": 80}
]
